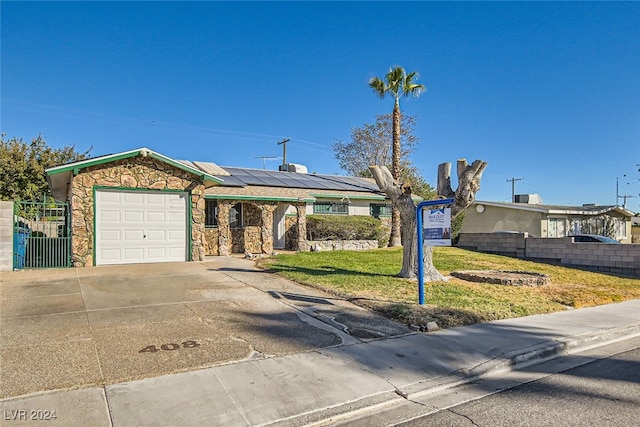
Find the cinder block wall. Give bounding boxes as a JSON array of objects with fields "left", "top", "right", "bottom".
[
  {"left": 0, "top": 201, "right": 13, "bottom": 271},
  {"left": 457, "top": 232, "right": 640, "bottom": 278},
  {"left": 456, "top": 232, "right": 527, "bottom": 258},
  {"left": 528, "top": 237, "right": 640, "bottom": 277}
]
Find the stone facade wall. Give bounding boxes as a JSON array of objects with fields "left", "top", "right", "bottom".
[
  {"left": 457, "top": 232, "right": 640, "bottom": 278},
  {"left": 203, "top": 228, "right": 220, "bottom": 255},
  {"left": 243, "top": 226, "right": 262, "bottom": 254},
  {"left": 230, "top": 229, "right": 244, "bottom": 253},
  {"left": 204, "top": 201, "right": 279, "bottom": 255},
  {"left": 243, "top": 204, "right": 261, "bottom": 226},
  {"left": 298, "top": 240, "right": 378, "bottom": 252},
  {"left": 204, "top": 225, "right": 269, "bottom": 255},
  {"left": 284, "top": 215, "right": 298, "bottom": 250},
  {"left": 71, "top": 156, "right": 206, "bottom": 266}
]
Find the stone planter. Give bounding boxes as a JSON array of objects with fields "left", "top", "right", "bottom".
[
  {"left": 298, "top": 240, "right": 378, "bottom": 252},
  {"left": 451, "top": 270, "right": 551, "bottom": 287}
]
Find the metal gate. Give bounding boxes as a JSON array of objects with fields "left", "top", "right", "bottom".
[{"left": 13, "top": 198, "right": 72, "bottom": 269}]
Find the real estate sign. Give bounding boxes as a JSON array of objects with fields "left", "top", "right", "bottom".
[{"left": 423, "top": 207, "right": 452, "bottom": 246}]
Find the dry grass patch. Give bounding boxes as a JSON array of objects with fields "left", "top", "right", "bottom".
[{"left": 260, "top": 247, "right": 640, "bottom": 328}]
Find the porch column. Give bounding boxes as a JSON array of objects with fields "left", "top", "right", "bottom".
[
  {"left": 190, "top": 185, "right": 206, "bottom": 261},
  {"left": 217, "top": 201, "right": 232, "bottom": 256},
  {"left": 296, "top": 203, "right": 307, "bottom": 251},
  {"left": 260, "top": 203, "right": 278, "bottom": 255}
]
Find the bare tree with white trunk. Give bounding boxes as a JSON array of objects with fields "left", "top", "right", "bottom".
[{"left": 370, "top": 159, "right": 487, "bottom": 281}]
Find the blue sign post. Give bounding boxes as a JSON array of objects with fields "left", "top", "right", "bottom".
[{"left": 416, "top": 198, "right": 454, "bottom": 305}]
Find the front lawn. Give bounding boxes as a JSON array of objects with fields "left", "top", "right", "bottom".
[{"left": 259, "top": 247, "right": 640, "bottom": 328}]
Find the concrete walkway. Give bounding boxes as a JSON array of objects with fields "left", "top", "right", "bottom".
[
  {"left": 0, "top": 258, "right": 409, "bottom": 399},
  {"left": 2, "top": 297, "right": 639, "bottom": 426}
]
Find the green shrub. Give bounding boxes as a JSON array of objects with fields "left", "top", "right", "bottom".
[{"left": 307, "top": 215, "right": 383, "bottom": 243}]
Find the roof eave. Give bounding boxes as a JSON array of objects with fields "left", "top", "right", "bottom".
[{"left": 45, "top": 147, "right": 224, "bottom": 185}]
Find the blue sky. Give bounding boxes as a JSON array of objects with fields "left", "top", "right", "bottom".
[{"left": 2, "top": 1, "right": 639, "bottom": 209}]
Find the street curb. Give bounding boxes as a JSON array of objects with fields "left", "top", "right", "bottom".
[{"left": 267, "top": 323, "right": 640, "bottom": 426}]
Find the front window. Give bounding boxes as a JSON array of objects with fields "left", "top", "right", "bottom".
[
  {"left": 548, "top": 218, "right": 567, "bottom": 237},
  {"left": 313, "top": 201, "right": 348, "bottom": 215},
  {"left": 370, "top": 203, "right": 392, "bottom": 219},
  {"left": 205, "top": 200, "right": 218, "bottom": 228},
  {"left": 229, "top": 203, "right": 243, "bottom": 228},
  {"left": 206, "top": 200, "right": 244, "bottom": 228},
  {"left": 615, "top": 218, "right": 627, "bottom": 239}
]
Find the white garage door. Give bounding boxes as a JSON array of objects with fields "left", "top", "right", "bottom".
[{"left": 95, "top": 190, "right": 188, "bottom": 265}]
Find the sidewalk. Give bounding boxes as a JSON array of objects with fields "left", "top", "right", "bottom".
[{"left": 2, "top": 299, "right": 640, "bottom": 426}]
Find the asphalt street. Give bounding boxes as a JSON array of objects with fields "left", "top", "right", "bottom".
[{"left": 396, "top": 337, "right": 640, "bottom": 427}]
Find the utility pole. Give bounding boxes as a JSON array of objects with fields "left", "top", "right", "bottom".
[
  {"left": 277, "top": 138, "right": 290, "bottom": 168},
  {"left": 507, "top": 177, "right": 523, "bottom": 202},
  {"left": 617, "top": 177, "right": 635, "bottom": 208}
]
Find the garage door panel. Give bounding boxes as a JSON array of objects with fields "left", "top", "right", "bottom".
[
  {"left": 147, "top": 248, "right": 167, "bottom": 259},
  {"left": 147, "top": 211, "right": 166, "bottom": 222},
  {"left": 167, "top": 229, "right": 184, "bottom": 240},
  {"left": 124, "top": 211, "right": 144, "bottom": 222},
  {"left": 123, "top": 193, "right": 145, "bottom": 203},
  {"left": 100, "top": 210, "right": 121, "bottom": 222},
  {"left": 123, "top": 248, "right": 145, "bottom": 259},
  {"left": 146, "top": 230, "right": 166, "bottom": 241},
  {"left": 167, "top": 212, "right": 184, "bottom": 222},
  {"left": 167, "top": 247, "right": 185, "bottom": 258},
  {"left": 100, "top": 248, "right": 122, "bottom": 262},
  {"left": 147, "top": 193, "right": 166, "bottom": 204},
  {"left": 100, "top": 192, "right": 121, "bottom": 203},
  {"left": 100, "top": 230, "right": 122, "bottom": 241},
  {"left": 96, "top": 190, "right": 188, "bottom": 265},
  {"left": 124, "top": 229, "right": 145, "bottom": 241}
]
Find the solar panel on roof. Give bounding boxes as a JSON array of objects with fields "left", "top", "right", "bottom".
[
  {"left": 246, "top": 170, "right": 290, "bottom": 187},
  {"left": 216, "top": 175, "right": 245, "bottom": 187},
  {"left": 216, "top": 167, "right": 381, "bottom": 192}
]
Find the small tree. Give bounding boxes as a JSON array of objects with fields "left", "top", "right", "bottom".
[
  {"left": 0, "top": 134, "right": 91, "bottom": 201},
  {"left": 333, "top": 114, "right": 435, "bottom": 199},
  {"left": 334, "top": 114, "right": 417, "bottom": 177},
  {"left": 370, "top": 159, "right": 487, "bottom": 281},
  {"left": 369, "top": 66, "right": 425, "bottom": 247}
]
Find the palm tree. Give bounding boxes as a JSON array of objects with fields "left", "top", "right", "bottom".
[{"left": 369, "top": 66, "right": 425, "bottom": 247}]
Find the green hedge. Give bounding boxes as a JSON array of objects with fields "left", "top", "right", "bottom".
[{"left": 307, "top": 215, "right": 383, "bottom": 243}]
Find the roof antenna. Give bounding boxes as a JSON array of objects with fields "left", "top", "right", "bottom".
[
  {"left": 255, "top": 155, "right": 280, "bottom": 170},
  {"left": 277, "top": 138, "right": 290, "bottom": 168}
]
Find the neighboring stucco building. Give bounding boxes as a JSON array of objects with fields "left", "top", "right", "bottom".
[
  {"left": 46, "top": 147, "right": 392, "bottom": 267},
  {"left": 462, "top": 199, "right": 634, "bottom": 243},
  {"left": 632, "top": 216, "right": 640, "bottom": 243}
]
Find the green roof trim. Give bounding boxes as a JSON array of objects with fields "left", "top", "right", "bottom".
[
  {"left": 205, "top": 194, "right": 315, "bottom": 203},
  {"left": 310, "top": 193, "right": 387, "bottom": 201},
  {"left": 46, "top": 147, "right": 224, "bottom": 185},
  {"left": 146, "top": 151, "right": 223, "bottom": 185}
]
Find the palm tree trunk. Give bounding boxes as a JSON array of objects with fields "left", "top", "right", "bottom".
[{"left": 388, "top": 101, "right": 402, "bottom": 247}]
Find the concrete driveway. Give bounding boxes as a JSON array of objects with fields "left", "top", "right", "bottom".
[{"left": 0, "top": 257, "right": 409, "bottom": 399}]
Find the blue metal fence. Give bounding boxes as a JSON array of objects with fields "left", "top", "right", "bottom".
[{"left": 13, "top": 199, "right": 71, "bottom": 269}]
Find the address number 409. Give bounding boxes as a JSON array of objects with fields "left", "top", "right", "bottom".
[{"left": 139, "top": 340, "right": 200, "bottom": 354}]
